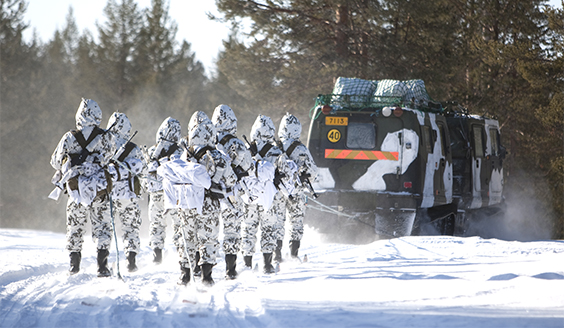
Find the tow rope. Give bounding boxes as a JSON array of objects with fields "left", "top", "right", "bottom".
[{"left": 307, "top": 197, "right": 397, "bottom": 238}]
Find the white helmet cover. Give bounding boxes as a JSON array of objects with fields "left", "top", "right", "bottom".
[
  {"left": 189, "top": 119, "right": 216, "bottom": 148},
  {"left": 75, "top": 98, "right": 102, "bottom": 129},
  {"left": 278, "top": 113, "right": 301, "bottom": 140},
  {"left": 107, "top": 112, "right": 132, "bottom": 139},
  {"left": 156, "top": 117, "right": 181, "bottom": 143},
  {"left": 211, "top": 104, "right": 237, "bottom": 135},
  {"left": 188, "top": 111, "right": 212, "bottom": 135},
  {"left": 250, "top": 115, "right": 276, "bottom": 143}
]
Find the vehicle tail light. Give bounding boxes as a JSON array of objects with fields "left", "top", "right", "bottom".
[
  {"left": 322, "top": 105, "right": 332, "bottom": 115},
  {"left": 404, "top": 182, "right": 412, "bottom": 188},
  {"left": 393, "top": 107, "right": 403, "bottom": 117}
]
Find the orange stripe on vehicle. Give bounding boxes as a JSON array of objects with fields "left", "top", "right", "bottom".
[
  {"left": 336, "top": 149, "right": 352, "bottom": 159},
  {"left": 325, "top": 149, "right": 399, "bottom": 161}
]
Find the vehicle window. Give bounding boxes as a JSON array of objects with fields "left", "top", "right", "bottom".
[
  {"left": 449, "top": 126, "right": 466, "bottom": 158},
  {"left": 346, "top": 123, "right": 376, "bottom": 149},
  {"left": 490, "top": 128, "right": 499, "bottom": 156},
  {"left": 473, "top": 125, "right": 484, "bottom": 157},
  {"left": 421, "top": 125, "right": 433, "bottom": 153}
]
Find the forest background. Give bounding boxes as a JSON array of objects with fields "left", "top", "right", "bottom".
[{"left": 1, "top": 0, "right": 563, "bottom": 238}]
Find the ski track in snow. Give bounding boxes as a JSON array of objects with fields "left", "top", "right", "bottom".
[{"left": 1, "top": 228, "right": 564, "bottom": 328}]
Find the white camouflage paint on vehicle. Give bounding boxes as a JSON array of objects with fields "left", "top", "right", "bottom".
[{"left": 352, "top": 128, "right": 419, "bottom": 190}]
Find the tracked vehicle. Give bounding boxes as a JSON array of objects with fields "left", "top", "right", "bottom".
[{"left": 306, "top": 78, "right": 506, "bottom": 239}]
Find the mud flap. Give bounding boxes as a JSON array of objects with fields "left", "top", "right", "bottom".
[{"left": 374, "top": 211, "right": 416, "bottom": 237}]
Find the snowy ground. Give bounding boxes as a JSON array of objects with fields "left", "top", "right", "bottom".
[{"left": 1, "top": 227, "right": 564, "bottom": 328}]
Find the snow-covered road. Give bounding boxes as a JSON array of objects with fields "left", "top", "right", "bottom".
[{"left": 1, "top": 228, "right": 563, "bottom": 327}]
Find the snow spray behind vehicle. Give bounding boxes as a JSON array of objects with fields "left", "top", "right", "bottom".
[{"left": 305, "top": 78, "right": 506, "bottom": 239}]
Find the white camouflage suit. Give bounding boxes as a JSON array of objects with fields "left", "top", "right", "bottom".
[
  {"left": 211, "top": 104, "right": 253, "bottom": 256},
  {"left": 106, "top": 112, "right": 144, "bottom": 258},
  {"left": 178, "top": 111, "right": 237, "bottom": 271},
  {"left": 145, "top": 117, "right": 184, "bottom": 254},
  {"left": 277, "top": 113, "right": 319, "bottom": 247},
  {"left": 242, "top": 115, "right": 295, "bottom": 258},
  {"left": 50, "top": 99, "right": 115, "bottom": 254}
]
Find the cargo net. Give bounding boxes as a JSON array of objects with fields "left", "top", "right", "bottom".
[{"left": 311, "top": 77, "right": 443, "bottom": 118}]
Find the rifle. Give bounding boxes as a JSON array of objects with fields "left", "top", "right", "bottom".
[
  {"left": 144, "top": 129, "right": 174, "bottom": 164},
  {"left": 230, "top": 165, "right": 258, "bottom": 203},
  {"left": 242, "top": 135, "right": 258, "bottom": 157},
  {"left": 109, "top": 131, "right": 143, "bottom": 178},
  {"left": 301, "top": 175, "right": 319, "bottom": 199},
  {"left": 237, "top": 176, "right": 257, "bottom": 203},
  {"left": 112, "top": 131, "right": 138, "bottom": 161},
  {"left": 274, "top": 169, "right": 294, "bottom": 201},
  {"left": 110, "top": 131, "right": 161, "bottom": 187}
]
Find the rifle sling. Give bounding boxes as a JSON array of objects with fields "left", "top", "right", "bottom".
[
  {"left": 285, "top": 140, "right": 302, "bottom": 157},
  {"left": 258, "top": 143, "right": 273, "bottom": 158},
  {"left": 156, "top": 143, "right": 180, "bottom": 160},
  {"left": 71, "top": 127, "right": 104, "bottom": 151},
  {"left": 191, "top": 145, "right": 215, "bottom": 161},
  {"left": 219, "top": 134, "right": 236, "bottom": 146}
]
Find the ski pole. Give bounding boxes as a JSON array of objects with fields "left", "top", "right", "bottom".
[
  {"left": 107, "top": 191, "right": 123, "bottom": 281},
  {"left": 179, "top": 213, "right": 194, "bottom": 284}
]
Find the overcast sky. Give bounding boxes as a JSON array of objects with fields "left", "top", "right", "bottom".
[{"left": 23, "top": 0, "right": 230, "bottom": 76}]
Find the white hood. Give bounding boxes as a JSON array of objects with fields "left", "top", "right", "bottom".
[
  {"left": 156, "top": 117, "right": 181, "bottom": 144},
  {"left": 278, "top": 113, "right": 301, "bottom": 141},
  {"left": 75, "top": 98, "right": 102, "bottom": 130},
  {"left": 212, "top": 104, "right": 237, "bottom": 135},
  {"left": 107, "top": 112, "right": 132, "bottom": 139}
]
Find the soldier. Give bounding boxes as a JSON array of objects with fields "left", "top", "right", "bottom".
[
  {"left": 243, "top": 115, "right": 295, "bottom": 274},
  {"left": 177, "top": 111, "right": 237, "bottom": 286},
  {"left": 211, "top": 104, "right": 254, "bottom": 279},
  {"left": 106, "top": 112, "right": 144, "bottom": 272},
  {"left": 276, "top": 113, "right": 319, "bottom": 260},
  {"left": 145, "top": 117, "right": 183, "bottom": 264},
  {"left": 50, "top": 98, "right": 115, "bottom": 277}
]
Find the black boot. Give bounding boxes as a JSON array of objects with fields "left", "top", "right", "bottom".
[
  {"left": 69, "top": 252, "right": 81, "bottom": 275},
  {"left": 153, "top": 248, "right": 162, "bottom": 264},
  {"left": 178, "top": 264, "right": 191, "bottom": 285},
  {"left": 97, "top": 249, "right": 111, "bottom": 277},
  {"left": 201, "top": 263, "right": 214, "bottom": 286},
  {"left": 127, "top": 252, "right": 138, "bottom": 272},
  {"left": 193, "top": 251, "right": 202, "bottom": 277},
  {"left": 290, "top": 240, "right": 301, "bottom": 259},
  {"left": 263, "top": 253, "right": 275, "bottom": 274},
  {"left": 243, "top": 255, "right": 253, "bottom": 269},
  {"left": 274, "top": 240, "right": 283, "bottom": 263},
  {"left": 225, "top": 254, "right": 237, "bottom": 280}
]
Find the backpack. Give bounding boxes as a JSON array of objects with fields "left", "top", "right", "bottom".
[{"left": 116, "top": 141, "right": 141, "bottom": 196}]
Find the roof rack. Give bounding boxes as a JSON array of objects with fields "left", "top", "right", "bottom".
[
  {"left": 317, "top": 94, "right": 402, "bottom": 109},
  {"left": 310, "top": 93, "right": 444, "bottom": 119}
]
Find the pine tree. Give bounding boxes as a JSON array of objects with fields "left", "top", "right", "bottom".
[
  {"left": 0, "top": 0, "right": 51, "bottom": 229},
  {"left": 95, "top": 0, "right": 143, "bottom": 112},
  {"left": 118, "top": 0, "right": 210, "bottom": 144},
  {"left": 214, "top": 0, "right": 464, "bottom": 128},
  {"left": 514, "top": 3, "right": 564, "bottom": 238},
  {"left": 135, "top": 0, "right": 208, "bottom": 119}
]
